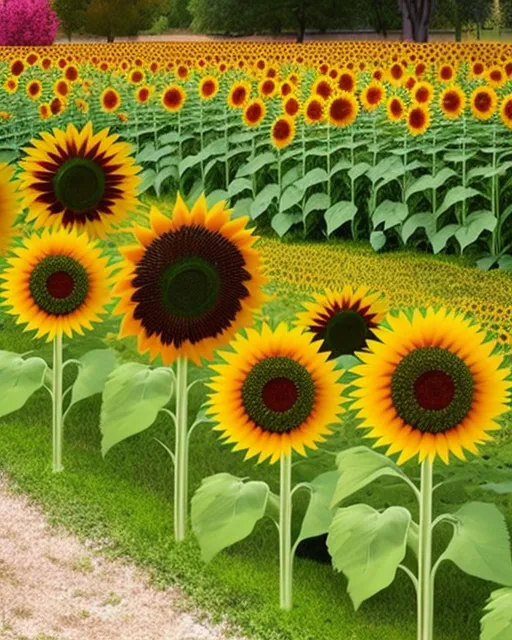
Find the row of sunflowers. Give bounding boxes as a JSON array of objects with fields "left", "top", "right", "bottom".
[{"left": 0, "top": 110, "right": 510, "bottom": 640}]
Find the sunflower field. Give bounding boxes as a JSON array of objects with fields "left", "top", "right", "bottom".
[{"left": 0, "top": 38, "right": 511, "bottom": 640}]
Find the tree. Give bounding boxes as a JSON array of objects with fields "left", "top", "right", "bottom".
[
  {"left": 0, "top": 0, "right": 59, "bottom": 45},
  {"left": 53, "top": 0, "right": 88, "bottom": 41},
  {"left": 399, "top": 0, "right": 435, "bottom": 41},
  {"left": 433, "top": 0, "right": 492, "bottom": 39},
  {"left": 83, "top": 0, "right": 165, "bottom": 42}
]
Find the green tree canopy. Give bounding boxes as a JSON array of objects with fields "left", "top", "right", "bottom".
[{"left": 83, "top": 0, "right": 165, "bottom": 41}]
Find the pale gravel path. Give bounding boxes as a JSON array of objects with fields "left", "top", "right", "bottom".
[{"left": 0, "top": 473, "right": 245, "bottom": 640}]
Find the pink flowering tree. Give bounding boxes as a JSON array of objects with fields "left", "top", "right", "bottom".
[{"left": 0, "top": 0, "right": 59, "bottom": 46}]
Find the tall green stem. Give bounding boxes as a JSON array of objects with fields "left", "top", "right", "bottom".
[
  {"left": 461, "top": 117, "right": 467, "bottom": 226},
  {"left": 279, "top": 452, "right": 293, "bottom": 610},
  {"left": 200, "top": 102, "right": 205, "bottom": 184},
  {"left": 418, "top": 458, "right": 434, "bottom": 640},
  {"left": 326, "top": 121, "right": 331, "bottom": 199},
  {"left": 174, "top": 356, "right": 189, "bottom": 542},
  {"left": 491, "top": 125, "right": 500, "bottom": 256},
  {"left": 224, "top": 105, "right": 230, "bottom": 190},
  {"left": 52, "top": 334, "right": 64, "bottom": 473}
]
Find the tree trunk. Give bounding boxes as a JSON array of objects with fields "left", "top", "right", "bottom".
[
  {"left": 455, "top": 20, "right": 462, "bottom": 41},
  {"left": 398, "top": 0, "right": 414, "bottom": 40},
  {"left": 401, "top": 0, "right": 433, "bottom": 43},
  {"left": 107, "top": 33, "right": 115, "bottom": 42},
  {"left": 476, "top": 21, "right": 482, "bottom": 40},
  {"left": 295, "top": 0, "right": 306, "bottom": 43}
]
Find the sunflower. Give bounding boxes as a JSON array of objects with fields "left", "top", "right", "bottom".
[
  {"left": 50, "top": 97, "right": 65, "bottom": 116},
  {"left": 54, "top": 79, "right": 70, "bottom": 99},
  {"left": 412, "top": 80, "right": 434, "bottom": 105},
  {"left": 135, "top": 85, "right": 153, "bottom": 105},
  {"left": 303, "top": 96, "right": 325, "bottom": 124},
  {"left": 0, "top": 227, "right": 113, "bottom": 342},
  {"left": 113, "top": 195, "right": 268, "bottom": 367},
  {"left": 64, "top": 64, "right": 79, "bottom": 83},
  {"left": 387, "top": 95, "right": 406, "bottom": 122},
  {"left": 38, "top": 103, "right": 51, "bottom": 120},
  {"left": 360, "top": 82, "right": 386, "bottom": 111},
  {"left": 349, "top": 307, "right": 511, "bottom": 465},
  {"left": 206, "top": 323, "right": 345, "bottom": 464},
  {"left": 438, "top": 63, "right": 456, "bottom": 83},
  {"left": 4, "top": 77, "right": 18, "bottom": 94},
  {"left": 387, "top": 63, "right": 405, "bottom": 87},
  {"left": 199, "top": 75, "right": 219, "bottom": 101},
  {"left": 0, "top": 164, "right": 19, "bottom": 256},
  {"left": 17, "top": 122, "right": 141, "bottom": 239},
  {"left": 227, "top": 81, "right": 251, "bottom": 109},
  {"left": 295, "top": 286, "right": 387, "bottom": 360},
  {"left": 75, "top": 98, "right": 89, "bottom": 113},
  {"left": 312, "top": 77, "right": 334, "bottom": 101},
  {"left": 26, "top": 79, "right": 42, "bottom": 101},
  {"left": 100, "top": 87, "right": 121, "bottom": 113},
  {"left": 439, "top": 85, "right": 466, "bottom": 119},
  {"left": 470, "top": 86, "right": 498, "bottom": 120},
  {"left": 338, "top": 70, "right": 356, "bottom": 93},
  {"left": 162, "top": 84, "right": 186, "bottom": 111},
  {"left": 128, "top": 69, "right": 145, "bottom": 85},
  {"left": 486, "top": 65, "right": 506, "bottom": 88},
  {"left": 407, "top": 104, "right": 431, "bottom": 136},
  {"left": 259, "top": 78, "right": 277, "bottom": 98},
  {"left": 499, "top": 94, "right": 512, "bottom": 129},
  {"left": 243, "top": 98, "right": 266, "bottom": 127},
  {"left": 327, "top": 93, "right": 359, "bottom": 127},
  {"left": 283, "top": 95, "right": 301, "bottom": 118},
  {"left": 469, "top": 61, "right": 485, "bottom": 79},
  {"left": 271, "top": 115, "right": 296, "bottom": 149}
]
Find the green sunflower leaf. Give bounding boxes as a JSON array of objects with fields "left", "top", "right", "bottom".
[
  {"left": 480, "top": 587, "right": 512, "bottom": 640},
  {"left": 294, "top": 471, "right": 340, "bottom": 553},
  {"left": 327, "top": 504, "right": 411, "bottom": 610},
  {"left": 191, "top": 473, "right": 269, "bottom": 563},
  {"left": 68, "top": 349, "right": 117, "bottom": 410},
  {"left": 331, "top": 446, "right": 413, "bottom": 508},
  {"left": 480, "top": 482, "right": 512, "bottom": 494},
  {"left": 0, "top": 351, "right": 48, "bottom": 418},
  {"left": 100, "top": 363, "right": 175, "bottom": 456},
  {"left": 437, "top": 502, "right": 512, "bottom": 587}
]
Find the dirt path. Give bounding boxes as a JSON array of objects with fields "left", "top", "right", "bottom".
[{"left": 0, "top": 473, "right": 244, "bottom": 640}]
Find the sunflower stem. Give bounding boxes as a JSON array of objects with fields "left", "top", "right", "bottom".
[
  {"left": 174, "top": 355, "right": 189, "bottom": 542},
  {"left": 52, "top": 334, "right": 64, "bottom": 473},
  {"left": 279, "top": 452, "right": 293, "bottom": 611},
  {"left": 417, "top": 458, "right": 434, "bottom": 640}
]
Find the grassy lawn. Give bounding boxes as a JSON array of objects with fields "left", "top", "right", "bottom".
[{"left": 0, "top": 214, "right": 511, "bottom": 640}]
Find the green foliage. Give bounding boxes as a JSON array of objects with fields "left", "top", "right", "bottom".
[
  {"left": 191, "top": 473, "right": 270, "bottom": 562},
  {"left": 480, "top": 588, "right": 512, "bottom": 640},
  {"left": 53, "top": 0, "right": 89, "bottom": 40},
  {"left": 83, "top": 0, "right": 165, "bottom": 41},
  {"left": 327, "top": 504, "right": 412, "bottom": 610},
  {"left": 148, "top": 14, "right": 169, "bottom": 34},
  {"left": 0, "top": 351, "right": 47, "bottom": 418}
]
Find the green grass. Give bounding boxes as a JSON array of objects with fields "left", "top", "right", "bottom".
[{"left": 0, "top": 237, "right": 511, "bottom": 640}]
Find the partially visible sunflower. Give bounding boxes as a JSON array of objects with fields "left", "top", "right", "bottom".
[
  {"left": 312, "top": 77, "right": 334, "bottom": 101},
  {"left": 0, "top": 163, "right": 19, "bottom": 256},
  {"left": 100, "top": 87, "right": 121, "bottom": 113},
  {"left": 113, "top": 195, "right": 268, "bottom": 366},
  {"left": 360, "top": 82, "right": 386, "bottom": 111},
  {"left": 227, "top": 81, "right": 251, "bottom": 109},
  {"left": 499, "top": 94, "right": 512, "bottom": 129},
  {"left": 295, "top": 286, "right": 387, "bottom": 360},
  {"left": 439, "top": 85, "right": 466, "bottom": 119},
  {"left": 207, "top": 323, "right": 345, "bottom": 464},
  {"left": 17, "top": 122, "right": 141, "bottom": 239},
  {"left": 487, "top": 65, "right": 506, "bottom": 88},
  {"left": 412, "top": 80, "right": 434, "bottom": 105},
  {"left": 470, "top": 86, "right": 498, "bottom": 120},
  {"left": 162, "top": 84, "right": 186, "bottom": 112},
  {"left": 199, "top": 75, "right": 219, "bottom": 101},
  {"left": 387, "top": 95, "right": 406, "bottom": 121},
  {"left": 271, "top": 115, "right": 296, "bottom": 149},
  {"left": 0, "top": 227, "right": 114, "bottom": 342},
  {"left": 4, "top": 77, "right": 18, "bottom": 94},
  {"left": 327, "top": 93, "right": 359, "bottom": 127},
  {"left": 407, "top": 104, "right": 431, "bottom": 136},
  {"left": 243, "top": 98, "right": 266, "bottom": 127},
  {"left": 349, "top": 307, "right": 511, "bottom": 465},
  {"left": 283, "top": 95, "right": 301, "bottom": 118},
  {"left": 26, "top": 79, "right": 42, "bottom": 101},
  {"left": 135, "top": 85, "right": 153, "bottom": 105},
  {"left": 303, "top": 96, "right": 325, "bottom": 124}
]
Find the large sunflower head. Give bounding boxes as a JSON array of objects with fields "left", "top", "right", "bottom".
[
  {"left": 270, "top": 115, "right": 295, "bottom": 149},
  {"left": 227, "top": 81, "right": 251, "bottom": 109},
  {"left": 207, "top": 323, "right": 345, "bottom": 464},
  {"left": 0, "top": 163, "right": 19, "bottom": 256},
  {"left": 360, "top": 82, "right": 386, "bottom": 111},
  {"left": 470, "top": 86, "right": 498, "bottom": 121},
  {"left": 350, "top": 307, "right": 511, "bottom": 465},
  {"left": 113, "top": 195, "right": 268, "bottom": 367},
  {"left": 327, "top": 92, "right": 359, "bottom": 127},
  {"left": 0, "top": 227, "right": 114, "bottom": 342},
  {"left": 17, "top": 122, "right": 142, "bottom": 239},
  {"left": 295, "top": 286, "right": 387, "bottom": 360},
  {"left": 439, "top": 85, "right": 466, "bottom": 119}
]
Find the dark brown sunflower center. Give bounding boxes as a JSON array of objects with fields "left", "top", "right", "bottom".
[
  {"left": 53, "top": 158, "right": 106, "bottom": 213},
  {"left": 29, "top": 255, "right": 89, "bottom": 316},
  {"left": 262, "top": 377, "right": 298, "bottom": 413},
  {"left": 321, "top": 309, "right": 369, "bottom": 359},
  {"left": 242, "top": 356, "right": 316, "bottom": 433},
  {"left": 131, "top": 224, "right": 251, "bottom": 348},
  {"left": 46, "top": 271, "right": 75, "bottom": 299},
  {"left": 159, "top": 257, "right": 221, "bottom": 317},
  {"left": 391, "top": 346, "right": 474, "bottom": 434},
  {"left": 414, "top": 370, "right": 455, "bottom": 410}
]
